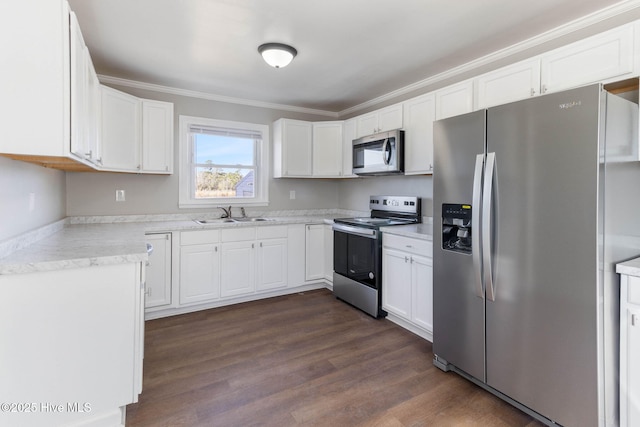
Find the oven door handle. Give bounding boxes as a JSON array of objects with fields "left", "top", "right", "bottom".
[{"left": 332, "top": 223, "right": 378, "bottom": 239}]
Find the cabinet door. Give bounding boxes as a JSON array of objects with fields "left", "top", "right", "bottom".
[
  {"left": 145, "top": 233, "right": 172, "bottom": 309},
  {"left": 100, "top": 85, "right": 141, "bottom": 171},
  {"left": 323, "top": 224, "right": 334, "bottom": 281},
  {"left": 142, "top": 100, "right": 174, "bottom": 174},
  {"left": 280, "top": 119, "right": 313, "bottom": 177},
  {"left": 85, "top": 49, "right": 101, "bottom": 165},
  {"left": 69, "top": 12, "right": 87, "bottom": 160},
  {"left": 287, "top": 225, "right": 306, "bottom": 287},
  {"left": 541, "top": 25, "right": 635, "bottom": 94},
  {"left": 356, "top": 112, "right": 379, "bottom": 138},
  {"left": 220, "top": 241, "right": 255, "bottom": 297},
  {"left": 0, "top": 0, "right": 70, "bottom": 157},
  {"left": 305, "top": 224, "right": 325, "bottom": 281},
  {"left": 382, "top": 248, "right": 412, "bottom": 319},
  {"left": 179, "top": 243, "right": 220, "bottom": 304},
  {"left": 412, "top": 254, "right": 433, "bottom": 333},
  {"left": 435, "top": 80, "right": 474, "bottom": 120},
  {"left": 256, "top": 238, "right": 287, "bottom": 291},
  {"left": 377, "top": 103, "right": 403, "bottom": 133},
  {"left": 342, "top": 118, "right": 357, "bottom": 177},
  {"left": 622, "top": 303, "right": 640, "bottom": 427},
  {"left": 403, "top": 93, "right": 435, "bottom": 174},
  {"left": 312, "top": 122, "right": 343, "bottom": 177},
  {"left": 476, "top": 58, "right": 541, "bottom": 109}
]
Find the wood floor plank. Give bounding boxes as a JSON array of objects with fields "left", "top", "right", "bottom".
[{"left": 127, "top": 289, "right": 545, "bottom": 427}]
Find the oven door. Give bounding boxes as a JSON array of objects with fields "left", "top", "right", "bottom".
[{"left": 333, "top": 223, "right": 379, "bottom": 289}]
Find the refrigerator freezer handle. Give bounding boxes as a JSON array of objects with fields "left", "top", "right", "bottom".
[
  {"left": 472, "top": 154, "right": 484, "bottom": 299},
  {"left": 483, "top": 152, "right": 496, "bottom": 302}
]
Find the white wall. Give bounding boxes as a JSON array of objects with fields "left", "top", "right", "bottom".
[{"left": 0, "top": 156, "right": 66, "bottom": 241}]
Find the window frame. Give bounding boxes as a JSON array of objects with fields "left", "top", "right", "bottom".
[{"left": 178, "top": 115, "right": 269, "bottom": 208}]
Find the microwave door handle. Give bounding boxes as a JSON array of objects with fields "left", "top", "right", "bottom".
[{"left": 382, "top": 138, "right": 390, "bottom": 165}]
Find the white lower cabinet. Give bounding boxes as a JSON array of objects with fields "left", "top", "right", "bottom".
[
  {"left": 256, "top": 237, "right": 288, "bottom": 291},
  {"left": 382, "top": 233, "right": 433, "bottom": 341},
  {"left": 150, "top": 223, "right": 331, "bottom": 319},
  {"left": 324, "top": 224, "right": 333, "bottom": 282},
  {"left": 0, "top": 262, "right": 144, "bottom": 426},
  {"left": 179, "top": 230, "right": 220, "bottom": 305},
  {"left": 145, "top": 233, "right": 172, "bottom": 309},
  {"left": 620, "top": 273, "right": 640, "bottom": 427},
  {"left": 305, "top": 224, "right": 325, "bottom": 281},
  {"left": 221, "top": 240, "right": 255, "bottom": 297}
]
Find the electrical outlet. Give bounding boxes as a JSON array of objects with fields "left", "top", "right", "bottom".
[
  {"left": 115, "top": 190, "right": 126, "bottom": 202},
  {"left": 289, "top": 190, "right": 296, "bottom": 200}
]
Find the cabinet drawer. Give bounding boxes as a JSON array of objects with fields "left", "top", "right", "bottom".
[
  {"left": 629, "top": 276, "right": 640, "bottom": 305},
  {"left": 256, "top": 225, "right": 288, "bottom": 240},
  {"left": 221, "top": 227, "right": 256, "bottom": 242},
  {"left": 383, "top": 233, "right": 432, "bottom": 258},
  {"left": 181, "top": 229, "right": 219, "bottom": 245}
]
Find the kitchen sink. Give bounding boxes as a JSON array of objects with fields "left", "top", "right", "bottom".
[
  {"left": 194, "top": 218, "right": 274, "bottom": 225},
  {"left": 194, "top": 218, "right": 235, "bottom": 224}
]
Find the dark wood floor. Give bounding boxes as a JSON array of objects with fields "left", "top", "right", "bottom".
[{"left": 126, "top": 289, "right": 545, "bottom": 427}]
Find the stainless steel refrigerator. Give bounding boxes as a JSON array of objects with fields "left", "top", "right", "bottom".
[{"left": 432, "top": 83, "right": 640, "bottom": 427}]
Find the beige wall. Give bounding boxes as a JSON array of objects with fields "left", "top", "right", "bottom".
[{"left": 0, "top": 156, "right": 66, "bottom": 241}]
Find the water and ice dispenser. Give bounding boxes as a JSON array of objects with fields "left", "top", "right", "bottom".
[{"left": 442, "top": 203, "right": 472, "bottom": 254}]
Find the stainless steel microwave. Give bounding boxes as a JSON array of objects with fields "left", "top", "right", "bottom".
[{"left": 352, "top": 129, "right": 404, "bottom": 176}]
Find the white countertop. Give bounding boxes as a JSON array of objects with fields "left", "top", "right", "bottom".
[
  {"left": 617, "top": 257, "right": 640, "bottom": 278},
  {"left": 0, "top": 215, "right": 334, "bottom": 275},
  {"left": 380, "top": 223, "right": 433, "bottom": 241}
]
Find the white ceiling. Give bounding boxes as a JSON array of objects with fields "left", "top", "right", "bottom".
[{"left": 69, "top": 0, "right": 633, "bottom": 114}]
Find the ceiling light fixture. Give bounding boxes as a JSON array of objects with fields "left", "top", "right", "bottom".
[{"left": 258, "top": 43, "right": 297, "bottom": 68}]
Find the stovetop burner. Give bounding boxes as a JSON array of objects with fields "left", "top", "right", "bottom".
[{"left": 333, "top": 196, "right": 421, "bottom": 230}]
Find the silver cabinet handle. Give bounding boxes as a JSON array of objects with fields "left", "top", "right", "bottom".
[{"left": 530, "top": 88, "right": 536, "bottom": 96}]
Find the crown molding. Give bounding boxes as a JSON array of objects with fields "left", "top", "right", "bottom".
[
  {"left": 338, "top": 0, "right": 640, "bottom": 116},
  {"left": 97, "top": 75, "right": 340, "bottom": 118},
  {"left": 99, "top": 1, "right": 640, "bottom": 119}
]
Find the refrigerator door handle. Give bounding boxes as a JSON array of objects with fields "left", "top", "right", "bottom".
[
  {"left": 483, "top": 152, "right": 496, "bottom": 301},
  {"left": 472, "top": 154, "right": 484, "bottom": 299}
]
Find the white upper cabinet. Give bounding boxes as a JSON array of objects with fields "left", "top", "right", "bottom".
[
  {"left": 100, "top": 85, "right": 142, "bottom": 172},
  {"left": 435, "top": 79, "right": 474, "bottom": 120},
  {"left": 142, "top": 99, "right": 174, "bottom": 174},
  {"left": 342, "top": 118, "right": 358, "bottom": 177},
  {"left": 273, "top": 119, "right": 313, "bottom": 177},
  {"left": 355, "top": 103, "right": 403, "bottom": 138},
  {"left": 100, "top": 86, "right": 174, "bottom": 174},
  {"left": 541, "top": 24, "right": 636, "bottom": 94},
  {"left": 476, "top": 58, "right": 542, "bottom": 109},
  {"left": 312, "top": 121, "right": 343, "bottom": 177},
  {"left": 69, "top": 11, "right": 87, "bottom": 161},
  {"left": 0, "top": 0, "right": 85, "bottom": 164},
  {"left": 402, "top": 93, "right": 436, "bottom": 174},
  {"left": 84, "top": 49, "right": 102, "bottom": 166}
]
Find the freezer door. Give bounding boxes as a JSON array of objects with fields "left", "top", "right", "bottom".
[
  {"left": 485, "top": 85, "right": 601, "bottom": 426},
  {"left": 433, "top": 110, "right": 486, "bottom": 382}
]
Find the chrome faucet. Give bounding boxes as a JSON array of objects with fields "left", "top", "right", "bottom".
[{"left": 218, "top": 206, "right": 231, "bottom": 218}]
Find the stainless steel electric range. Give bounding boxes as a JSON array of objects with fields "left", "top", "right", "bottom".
[{"left": 332, "top": 195, "right": 421, "bottom": 317}]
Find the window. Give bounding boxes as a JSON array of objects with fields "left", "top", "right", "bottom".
[{"left": 179, "top": 116, "right": 269, "bottom": 207}]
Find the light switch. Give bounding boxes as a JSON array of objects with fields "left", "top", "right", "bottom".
[{"left": 115, "top": 190, "right": 126, "bottom": 202}]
